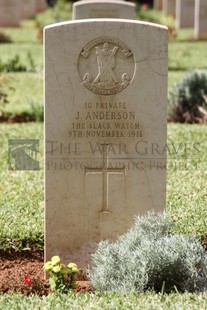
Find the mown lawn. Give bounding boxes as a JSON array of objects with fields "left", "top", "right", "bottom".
[
  {"left": 3, "top": 73, "right": 43, "bottom": 115},
  {"left": 0, "top": 123, "right": 206, "bottom": 249},
  {"left": 169, "top": 41, "right": 207, "bottom": 71},
  {"left": 0, "top": 123, "right": 43, "bottom": 249},
  {"left": 0, "top": 43, "right": 42, "bottom": 68},
  {"left": 167, "top": 124, "right": 207, "bottom": 242},
  {"left": 1, "top": 291, "right": 207, "bottom": 309}
]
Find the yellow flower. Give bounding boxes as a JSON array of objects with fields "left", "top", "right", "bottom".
[
  {"left": 61, "top": 266, "right": 72, "bottom": 275},
  {"left": 52, "top": 265, "right": 61, "bottom": 273},
  {"left": 51, "top": 256, "right": 60, "bottom": 266},
  {"left": 71, "top": 267, "right": 79, "bottom": 274},
  {"left": 60, "top": 264, "right": 68, "bottom": 275},
  {"left": 68, "top": 263, "right": 77, "bottom": 269},
  {"left": 67, "top": 268, "right": 72, "bottom": 275},
  {"left": 44, "top": 261, "right": 53, "bottom": 271}
]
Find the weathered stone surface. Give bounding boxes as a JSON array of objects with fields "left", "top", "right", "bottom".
[
  {"left": 21, "top": 0, "right": 36, "bottom": 19},
  {"left": 154, "top": 0, "right": 162, "bottom": 10},
  {"left": 72, "top": 0, "right": 136, "bottom": 20},
  {"left": 44, "top": 19, "right": 168, "bottom": 267},
  {"left": 162, "top": 0, "right": 176, "bottom": 16},
  {"left": 36, "top": 0, "right": 47, "bottom": 12},
  {"left": 194, "top": 0, "right": 207, "bottom": 39},
  {"left": 176, "top": 0, "right": 195, "bottom": 29},
  {"left": 0, "top": 0, "right": 21, "bottom": 27}
]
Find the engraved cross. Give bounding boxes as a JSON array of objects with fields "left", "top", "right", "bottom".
[{"left": 85, "top": 144, "right": 125, "bottom": 214}]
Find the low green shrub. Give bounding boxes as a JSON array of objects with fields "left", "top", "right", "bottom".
[
  {"left": 0, "top": 75, "right": 8, "bottom": 108},
  {"left": 34, "top": 1, "right": 72, "bottom": 28},
  {"left": 0, "top": 32, "right": 12, "bottom": 43},
  {"left": 168, "top": 70, "right": 207, "bottom": 123},
  {"left": 0, "top": 74, "right": 13, "bottom": 110},
  {"left": 0, "top": 52, "right": 36, "bottom": 73},
  {"left": 89, "top": 212, "right": 207, "bottom": 293},
  {"left": 137, "top": 8, "right": 162, "bottom": 24},
  {"left": 29, "top": 99, "right": 44, "bottom": 122},
  {"left": 44, "top": 256, "right": 79, "bottom": 293},
  {"left": 136, "top": 7, "right": 175, "bottom": 29}
]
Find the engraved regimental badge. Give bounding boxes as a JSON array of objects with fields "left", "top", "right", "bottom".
[{"left": 78, "top": 37, "right": 135, "bottom": 95}]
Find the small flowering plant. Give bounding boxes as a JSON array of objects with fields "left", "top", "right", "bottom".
[
  {"left": 44, "top": 256, "right": 79, "bottom": 293},
  {"left": 24, "top": 276, "right": 32, "bottom": 286},
  {"left": 21, "top": 276, "right": 45, "bottom": 295}
]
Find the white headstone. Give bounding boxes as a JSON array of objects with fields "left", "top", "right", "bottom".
[
  {"left": 0, "top": 0, "right": 21, "bottom": 27},
  {"left": 154, "top": 0, "right": 162, "bottom": 10},
  {"left": 36, "top": 0, "right": 47, "bottom": 12},
  {"left": 194, "top": 0, "right": 207, "bottom": 39},
  {"left": 73, "top": 0, "right": 136, "bottom": 20},
  {"left": 44, "top": 19, "right": 168, "bottom": 267},
  {"left": 21, "top": 0, "right": 36, "bottom": 19},
  {"left": 162, "top": 0, "right": 176, "bottom": 16},
  {"left": 176, "top": 0, "right": 195, "bottom": 29}
]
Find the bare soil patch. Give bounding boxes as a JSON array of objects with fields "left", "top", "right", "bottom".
[
  {"left": 0, "top": 250, "right": 92, "bottom": 295},
  {"left": 0, "top": 113, "right": 35, "bottom": 123}
]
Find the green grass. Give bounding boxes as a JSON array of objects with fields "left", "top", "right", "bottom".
[
  {"left": 0, "top": 43, "right": 42, "bottom": 69},
  {"left": 173, "top": 28, "right": 194, "bottom": 41},
  {"left": 0, "top": 123, "right": 43, "bottom": 249},
  {"left": 3, "top": 73, "right": 43, "bottom": 115},
  {"left": 0, "top": 291, "right": 207, "bottom": 309},
  {"left": 0, "top": 123, "right": 206, "bottom": 250},
  {"left": 169, "top": 41, "right": 207, "bottom": 71},
  {"left": 167, "top": 124, "right": 207, "bottom": 242},
  {"left": 0, "top": 26, "right": 38, "bottom": 44},
  {"left": 168, "top": 71, "right": 186, "bottom": 92}
]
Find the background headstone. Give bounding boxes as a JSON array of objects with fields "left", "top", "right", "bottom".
[
  {"left": 72, "top": 0, "right": 136, "bottom": 20},
  {"left": 21, "top": 0, "right": 36, "bottom": 19},
  {"left": 36, "top": 0, "right": 47, "bottom": 12},
  {"left": 44, "top": 19, "right": 168, "bottom": 267},
  {"left": 0, "top": 0, "right": 21, "bottom": 27},
  {"left": 154, "top": 0, "right": 163, "bottom": 10},
  {"left": 176, "top": 0, "right": 195, "bottom": 29},
  {"left": 194, "top": 0, "right": 207, "bottom": 39},
  {"left": 162, "top": 0, "right": 176, "bottom": 16}
]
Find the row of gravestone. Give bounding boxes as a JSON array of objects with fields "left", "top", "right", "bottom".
[
  {"left": 73, "top": 0, "right": 136, "bottom": 20},
  {"left": 0, "top": 0, "right": 137, "bottom": 27},
  {"left": 0, "top": 0, "right": 47, "bottom": 27},
  {"left": 44, "top": 1, "right": 168, "bottom": 267},
  {"left": 73, "top": 0, "right": 207, "bottom": 39},
  {"left": 1, "top": 0, "right": 206, "bottom": 39},
  {"left": 154, "top": 0, "right": 207, "bottom": 39}
]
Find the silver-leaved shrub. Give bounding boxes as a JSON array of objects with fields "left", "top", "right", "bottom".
[
  {"left": 89, "top": 212, "right": 207, "bottom": 293},
  {"left": 168, "top": 69, "right": 207, "bottom": 123}
]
